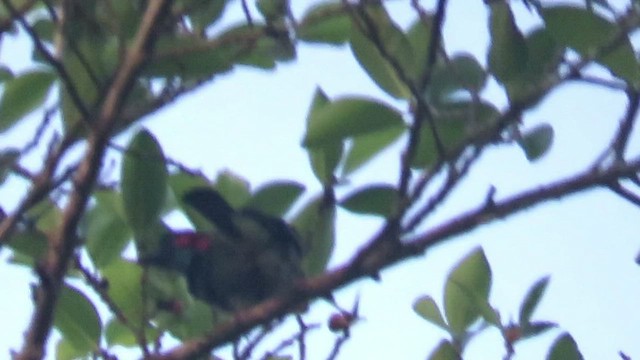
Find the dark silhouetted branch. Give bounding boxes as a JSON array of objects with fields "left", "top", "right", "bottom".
[{"left": 14, "top": 2, "right": 173, "bottom": 359}]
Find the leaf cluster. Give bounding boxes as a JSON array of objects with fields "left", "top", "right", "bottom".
[{"left": 0, "top": 0, "right": 638, "bottom": 359}]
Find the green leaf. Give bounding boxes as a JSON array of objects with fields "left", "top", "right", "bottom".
[
  {"left": 214, "top": 170, "right": 251, "bottom": 208},
  {"left": 169, "top": 172, "right": 211, "bottom": 204},
  {"left": 214, "top": 24, "right": 264, "bottom": 61},
  {"left": 412, "top": 125, "right": 439, "bottom": 168},
  {"left": 103, "top": 0, "right": 140, "bottom": 39},
  {"left": 7, "top": 202, "right": 60, "bottom": 267},
  {"left": 519, "top": 123, "right": 554, "bottom": 161},
  {"left": 522, "top": 321, "right": 556, "bottom": 339},
  {"left": 54, "top": 284, "right": 102, "bottom": 353},
  {"left": 0, "top": 149, "right": 19, "bottom": 184},
  {"left": 477, "top": 299, "right": 501, "bottom": 327},
  {"left": 27, "top": 198, "right": 62, "bottom": 234},
  {"left": 503, "top": 28, "right": 562, "bottom": 102},
  {"left": 0, "top": 69, "right": 55, "bottom": 132},
  {"left": 349, "top": 5, "right": 414, "bottom": 99},
  {"left": 412, "top": 101, "right": 499, "bottom": 168},
  {"left": 298, "top": 2, "right": 350, "bottom": 45},
  {"left": 246, "top": 181, "right": 305, "bottom": 217},
  {"left": 547, "top": 333, "right": 584, "bottom": 360},
  {"left": 340, "top": 184, "right": 397, "bottom": 217},
  {"left": 0, "top": 65, "right": 13, "bottom": 82},
  {"left": 413, "top": 295, "right": 449, "bottom": 331},
  {"left": 156, "top": 300, "right": 215, "bottom": 340},
  {"left": 427, "top": 54, "right": 486, "bottom": 104},
  {"left": 522, "top": 28, "right": 562, "bottom": 80},
  {"left": 444, "top": 247, "right": 492, "bottom": 335},
  {"left": 182, "top": 0, "right": 228, "bottom": 33},
  {"left": 407, "top": 17, "right": 433, "bottom": 84},
  {"left": 542, "top": 6, "right": 640, "bottom": 85},
  {"left": 32, "top": 18, "right": 55, "bottom": 43},
  {"left": 9, "top": 199, "right": 62, "bottom": 263},
  {"left": 121, "top": 129, "right": 168, "bottom": 238},
  {"left": 147, "top": 37, "right": 235, "bottom": 79},
  {"left": 103, "top": 260, "right": 145, "bottom": 326},
  {"left": 519, "top": 275, "right": 550, "bottom": 324},
  {"left": 343, "top": 122, "right": 405, "bottom": 175},
  {"left": 257, "top": 0, "right": 288, "bottom": 21},
  {"left": 136, "top": 221, "right": 174, "bottom": 261},
  {"left": 305, "top": 88, "right": 343, "bottom": 185},
  {"left": 238, "top": 33, "right": 295, "bottom": 68},
  {"left": 488, "top": 2, "right": 528, "bottom": 84},
  {"left": 105, "top": 319, "right": 138, "bottom": 347},
  {"left": 428, "top": 340, "right": 462, "bottom": 360},
  {"left": 60, "top": 28, "right": 117, "bottom": 133},
  {"left": 7, "top": 230, "right": 48, "bottom": 264},
  {"left": 55, "top": 338, "right": 88, "bottom": 360},
  {"left": 308, "top": 141, "right": 343, "bottom": 186},
  {"left": 303, "top": 97, "right": 404, "bottom": 148},
  {"left": 85, "top": 190, "right": 132, "bottom": 269},
  {"left": 146, "top": 267, "right": 192, "bottom": 302},
  {"left": 292, "top": 192, "right": 336, "bottom": 276}
]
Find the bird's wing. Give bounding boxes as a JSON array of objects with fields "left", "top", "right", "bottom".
[
  {"left": 239, "top": 209, "right": 303, "bottom": 256},
  {"left": 183, "top": 187, "right": 240, "bottom": 237}
]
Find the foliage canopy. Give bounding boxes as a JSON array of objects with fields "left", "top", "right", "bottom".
[{"left": 0, "top": 0, "right": 638, "bottom": 359}]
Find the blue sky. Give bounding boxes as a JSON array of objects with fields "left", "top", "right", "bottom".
[{"left": 0, "top": 1, "right": 639, "bottom": 359}]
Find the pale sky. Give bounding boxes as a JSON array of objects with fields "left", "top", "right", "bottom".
[{"left": 0, "top": 1, "right": 639, "bottom": 359}]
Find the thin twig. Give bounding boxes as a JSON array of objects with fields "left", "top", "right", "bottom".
[
  {"left": 241, "top": 0, "right": 253, "bottom": 26},
  {"left": 147, "top": 156, "right": 640, "bottom": 360},
  {"left": 0, "top": 132, "right": 76, "bottom": 247},
  {"left": 345, "top": 1, "right": 446, "bottom": 157},
  {"left": 326, "top": 334, "right": 349, "bottom": 360},
  {"left": 20, "top": 107, "right": 58, "bottom": 157},
  {"left": 258, "top": 321, "right": 320, "bottom": 360},
  {"left": 107, "top": 141, "right": 206, "bottom": 178},
  {"left": 612, "top": 90, "right": 640, "bottom": 159},
  {"left": 40, "top": 0, "right": 58, "bottom": 23},
  {"left": 593, "top": 89, "right": 640, "bottom": 166},
  {"left": 397, "top": 0, "right": 448, "bottom": 228},
  {"left": 608, "top": 181, "right": 640, "bottom": 207},
  {"left": 14, "top": 2, "right": 173, "bottom": 359},
  {"left": 74, "top": 256, "right": 150, "bottom": 354},
  {"left": 571, "top": 75, "right": 628, "bottom": 91},
  {"left": 139, "top": 267, "right": 151, "bottom": 357},
  {"left": 238, "top": 326, "right": 268, "bottom": 360},
  {"left": 296, "top": 315, "right": 308, "bottom": 360},
  {"left": 417, "top": 0, "right": 448, "bottom": 90},
  {"left": 0, "top": 0, "right": 90, "bottom": 119},
  {"left": 0, "top": 0, "right": 37, "bottom": 33},
  {"left": 404, "top": 147, "right": 482, "bottom": 233}
]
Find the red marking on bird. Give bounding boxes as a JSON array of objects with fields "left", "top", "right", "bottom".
[
  {"left": 192, "top": 234, "right": 212, "bottom": 251},
  {"left": 174, "top": 232, "right": 193, "bottom": 248}
]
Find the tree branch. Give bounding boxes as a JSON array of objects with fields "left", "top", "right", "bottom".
[
  {"left": 612, "top": 90, "right": 639, "bottom": 159},
  {"left": 608, "top": 181, "right": 640, "bottom": 207},
  {"left": 74, "top": 256, "right": 150, "bottom": 355},
  {"left": 0, "top": 0, "right": 90, "bottom": 119},
  {"left": 14, "top": 2, "right": 173, "bottom": 359},
  {"left": 148, "top": 155, "right": 640, "bottom": 360},
  {"left": 0, "top": 0, "right": 37, "bottom": 33}
]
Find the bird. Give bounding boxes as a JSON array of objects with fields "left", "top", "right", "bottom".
[{"left": 144, "top": 187, "right": 305, "bottom": 312}]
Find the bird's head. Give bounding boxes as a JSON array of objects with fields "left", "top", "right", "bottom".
[{"left": 140, "top": 231, "right": 213, "bottom": 273}]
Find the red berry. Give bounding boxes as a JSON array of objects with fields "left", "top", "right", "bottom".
[
  {"left": 504, "top": 325, "right": 522, "bottom": 343},
  {"left": 328, "top": 312, "right": 354, "bottom": 332}
]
